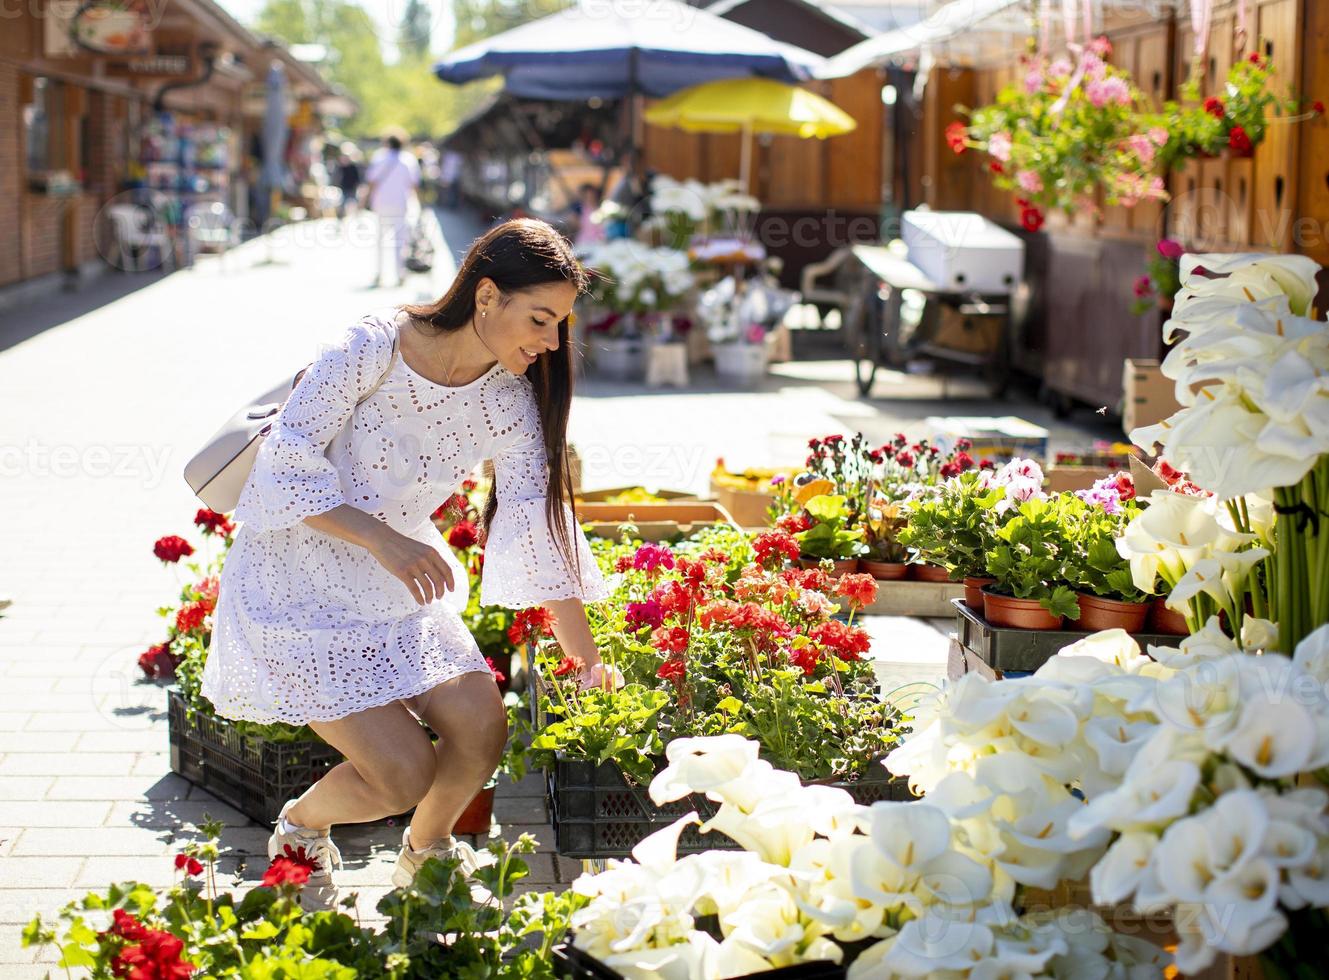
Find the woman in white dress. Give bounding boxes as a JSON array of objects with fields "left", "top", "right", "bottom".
[{"left": 200, "top": 218, "right": 609, "bottom": 908}]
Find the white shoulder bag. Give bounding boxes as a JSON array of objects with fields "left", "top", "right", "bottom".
[{"left": 184, "top": 332, "right": 399, "bottom": 514}]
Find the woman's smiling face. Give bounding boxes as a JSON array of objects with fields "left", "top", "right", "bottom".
[{"left": 476, "top": 278, "right": 578, "bottom": 374}]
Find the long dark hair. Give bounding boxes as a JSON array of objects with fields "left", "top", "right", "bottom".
[{"left": 400, "top": 218, "right": 589, "bottom": 577}]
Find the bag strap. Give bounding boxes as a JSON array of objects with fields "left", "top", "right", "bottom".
[{"left": 288, "top": 325, "right": 399, "bottom": 402}]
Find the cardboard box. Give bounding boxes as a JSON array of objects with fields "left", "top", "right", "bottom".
[
  {"left": 1122, "top": 358, "right": 1180, "bottom": 436},
  {"left": 576, "top": 501, "right": 740, "bottom": 541},
  {"left": 1044, "top": 464, "right": 1115, "bottom": 493},
  {"left": 576, "top": 486, "right": 698, "bottom": 503},
  {"left": 930, "top": 306, "right": 1004, "bottom": 356},
  {"left": 709, "top": 480, "right": 776, "bottom": 528}
]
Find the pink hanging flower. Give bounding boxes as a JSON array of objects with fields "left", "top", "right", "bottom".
[
  {"left": 1016, "top": 169, "right": 1043, "bottom": 193},
  {"left": 1024, "top": 67, "right": 1045, "bottom": 94},
  {"left": 1048, "top": 57, "right": 1073, "bottom": 78},
  {"left": 1148, "top": 126, "right": 1170, "bottom": 147},
  {"left": 1133, "top": 275, "right": 1153, "bottom": 298},
  {"left": 1086, "top": 76, "right": 1130, "bottom": 108},
  {"left": 1127, "top": 133, "right": 1157, "bottom": 166},
  {"left": 1157, "top": 239, "right": 1184, "bottom": 260},
  {"left": 987, "top": 131, "right": 1013, "bottom": 162}
]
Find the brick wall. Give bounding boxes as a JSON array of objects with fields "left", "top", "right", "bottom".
[
  {"left": 21, "top": 195, "right": 65, "bottom": 279},
  {"left": 0, "top": 63, "right": 21, "bottom": 287}
]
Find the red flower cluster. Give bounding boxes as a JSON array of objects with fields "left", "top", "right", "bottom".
[
  {"left": 788, "top": 645, "right": 821, "bottom": 676},
  {"left": 552, "top": 655, "right": 585, "bottom": 678},
  {"left": 262, "top": 844, "right": 320, "bottom": 887},
  {"left": 1015, "top": 199, "right": 1045, "bottom": 233},
  {"left": 486, "top": 656, "right": 507, "bottom": 686},
  {"left": 1228, "top": 125, "right": 1253, "bottom": 155},
  {"left": 810, "top": 620, "right": 871, "bottom": 662},
  {"left": 656, "top": 658, "right": 686, "bottom": 683},
  {"left": 698, "top": 547, "right": 731, "bottom": 565},
  {"left": 652, "top": 580, "right": 696, "bottom": 617},
  {"left": 781, "top": 566, "right": 829, "bottom": 593},
  {"left": 1107, "top": 472, "right": 1136, "bottom": 501},
  {"left": 834, "top": 573, "right": 878, "bottom": 611},
  {"left": 945, "top": 120, "right": 968, "bottom": 154},
  {"left": 174, "top": 601, "right": 210, "bottom": 635},
  {"left": 153, "top": 535, "right": 193, "bottom": 564},
  {"left": 776, "top": 512, "right": 814, "bottom": 534},
  {"left": 1203, "top": 96, "right": 1225, "bottom": 118},
  {"left": 100, "top": 909, "right": 195, "bottom": 980},
  {"left": 138, "top": 643, "right": 180, "bottom": 679},
  {"left": 446, "top": 519, "right": 479, "bottom": 550},
  {"left": 613, "top": 555, "right": 635, "bottom": 574},
  {"left": 193, "top": 508, "right": 234, "bottom": 538},
  {"left": 174, "top": 853, "right": 204, "bottom": 876},
  {"left": 625, "top": 598, "right": 666, "bottom": 631},
  {"left": 650, "top": 625, "right": 690, "bottom": 656},
  {"left": 507, "top": 607, "right": 558, "bottom": 646},
  {"left": 938, "top": 451, "right": 976, "bottom": 479},
  {"left": 752, "top": 530, "right": 800, "bottom": 569}
]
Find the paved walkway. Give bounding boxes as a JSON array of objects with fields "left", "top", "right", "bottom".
[{"left": 0, "top": 209, "right": 1116, "bottom": 974}]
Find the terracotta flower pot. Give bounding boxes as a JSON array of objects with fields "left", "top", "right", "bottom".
[
  {"left": 1148, "top": 597, "right": 1190, "bottom": 636},
  {"left": 909, "top": 563, "right": 952, "bottom": 583},
  {"left": 799, "top": 556, "right": 860, "bottom": 576},
  {"left": 962, "top": 576, "right": 996, "bottom": 609},
  {"left": 452, "top": 783, "right": 496, "bottom": 835},
  {"left": 1072, "top": 593, "right": 1150, "bottom": 633},
  {"left": 982, "top": 589, "right": 1064, "bottom": 630},
  {"left": 860, "top": 558, "right": 908, "bottom": 580}
]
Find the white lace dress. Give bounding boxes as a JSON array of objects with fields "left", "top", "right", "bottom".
[{"left": 200, "top": 309, "right": 609, "bottom": 725}]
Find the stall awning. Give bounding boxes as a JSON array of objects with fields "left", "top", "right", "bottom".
[{"left": 815, "top": 0, "right": 1024, "bottom": 78}]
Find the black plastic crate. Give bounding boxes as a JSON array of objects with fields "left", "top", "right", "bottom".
[
  {"left": 167, "top": 689, "right": 343, "bottom": 826},
  {"left": 553, "top": 943, "right": 845, "bottom": 979},
  {"left": 548, "top": 754, "right": 914, "bottom": 859},
  {"left": 952, "top": 599, "right": 1184, "bottom": 674}
]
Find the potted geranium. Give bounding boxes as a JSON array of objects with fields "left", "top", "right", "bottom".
[
  {"left": 982, "top": 495, "right": 1081, "bottom": 629},
  {"left": 1063, "top": 475, "right": 1151, "bottom": 632},
  {"left": 792, "top": 493, "right": 867, "bottom": 574}
]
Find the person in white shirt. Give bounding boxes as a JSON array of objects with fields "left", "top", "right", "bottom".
[{"left": 364, "top": 129, "right": 421, "bottom": 287}]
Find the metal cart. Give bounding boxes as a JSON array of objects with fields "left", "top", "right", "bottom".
[{"left": 841, "top": 243, "right": 1016, "bottom": 399}]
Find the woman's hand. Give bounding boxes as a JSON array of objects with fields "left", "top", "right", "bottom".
[
  {"left": 578, "top": 660, "right": 623, "bottom": 692},
  {"left": 365, "top": 525, "right": 456, "bottom": 605}
]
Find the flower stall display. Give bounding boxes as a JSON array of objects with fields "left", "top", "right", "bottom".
[
  {"left": 1131, "top": 239, "right": 1184, "bottom": 316},
  {"left": 951, "top": 38, "right": 1167, "bottom": 227},
  {"left": 1129, "top": 251, "right": 1326, "bottom": 653},
  {"left": 1063, "top": 478, "right": 1152, "bottom": 632},
  {"left": 709, "top": 459, "right": 794, "bottom": 528},
  {"left": 697, "top": 273, "right": 796, "bottom": 381},
  {"left": 523, "top": 525, "right": 907, "bottom": 857},
  {"left": 558, "top": 733, "right": 1170, "bottom": 978},
  {"left": 645, "top": 175, "right": 761, "bottom": 252},
  {"left": 23, "top": 821, "right": 586, "bottom": 980}
]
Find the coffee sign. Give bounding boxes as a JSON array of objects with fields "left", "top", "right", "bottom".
[{"left": 107, "top": 54, "right": 193, "bottom": 77}]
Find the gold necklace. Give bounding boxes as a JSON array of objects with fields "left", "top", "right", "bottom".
[{"left": 426, "top": 311, "right": 495, "bottom": 386}]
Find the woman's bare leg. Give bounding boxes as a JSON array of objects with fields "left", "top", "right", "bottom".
[
  {"left": 403, "top": 672, "right": 508, "bottom": 848},
  {"left": 287, "top": 700, "right": 437, "bottom": 830}
]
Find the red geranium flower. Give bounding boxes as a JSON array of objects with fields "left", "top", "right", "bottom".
[
  {"left": 810, "top": 620, "right": 871, "bottom": 662},
  {"left": 262, "top": 844, "right": 320, "bottom": 887},
  {"left": 625, "top": 599, "right": 665, "bottom": 631},
  {"left": 1203, "top": 96, "right": 1225, "bottom": 118},
  {"left": 752, "top": 530, "right": 800, "bottom": 569},
  {"left": 1019, "top": 205, "right": 1045, "bottom": 233},
  {"left": 834, "top": 573, "right": 878, "bottom": 611},
  {"left": 552, "top": 655, "right": 584, "bottom": 678},
  {"left": 153, "top": 535, "right": 193, "bottom": 564},
  {"left": 776, "top": 512, "right": 814, "bottom": 534},
  {"left": 195, "top": 577, "right": 219, "bottom": 608},
  {"left": 945, "top": 120, "right": 968, "bottom": 155},
  {"left": 174, "top": 602, "right": 209, "bottom": 635},
  {"left": 651, "top": 625, "right": 690, "bottom": 656},
  {"left": 698, "top": 547, "right": 731, "bottom": 565},
  {"left": 652, "top": 580, "right": 695, "bottom": 617},
  {"left": 988, "top": 161, "right": 1005, "bottom": 175},
  {"left": 462, "top": 478, "right": 478, "bottom": 492},
  {"left": 780, "top": 566, "right": 829, "bottom": 593},
  {"left": 446, "top": 519, "right": 479, "bottom": 550},
  {"left": 174, "top": 853, "right": 204, "bottom": 876},
  {"left": 656, "top": 658, "right": 686, "bottom": 683},
  {"left": 110, "top": 929, "right": 194, "bottom": 980},
  {"left": 1109, "top": 472, "right": 1136, "bottom": 501},
  {"left": 613, "top": 555, "right": 634, "bottom": 574},
  {"left": 193, "top": 508, "right": 234, "bottom": 538},
  {"left": 1228, "top": 125, "right": 1253, "bottom": 155},
  {"left": 485, "top": 656, "right": 507, "bottom": 686},
  {"left": 789, "top": 646, "right": 821, "bottom": 676},
  {"left": 1314, "top": 100, "right": 1326, "bottom": 115},
  {"left": 137, "top": 643, "right": 179, "bottom": 679},
  {"left": 101, "top": 908, "right": 151, "bottom": 942},
  {"left": 506, "top": 607, "right": 558, "bottom": 646}
]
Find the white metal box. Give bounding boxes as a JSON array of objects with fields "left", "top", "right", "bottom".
[{"left": 901, "top": 210, "right": 1024, "bottom": 293}]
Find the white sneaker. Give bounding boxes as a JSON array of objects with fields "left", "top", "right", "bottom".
[
  {"left": 267, "top": 799, "right": 342, "bottom": 912},
  {"left": 391, "top": 826, "right": 496, "bottom": 907}
]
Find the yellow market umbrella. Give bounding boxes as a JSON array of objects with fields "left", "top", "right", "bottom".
[{"left": 644, "top": 77, "right": 857, "bottom": 191}]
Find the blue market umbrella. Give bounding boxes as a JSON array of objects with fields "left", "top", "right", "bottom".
[{"left": 433, "top": 0, "right": 825, "bottom": 100}]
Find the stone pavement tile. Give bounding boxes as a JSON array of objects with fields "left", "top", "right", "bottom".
[
  {"left": 498, "top": 773, "right": 546, "bottom": 798},
  {"left": 106, "top": 798, "right": 254, "bottom": 830},
  {"left": 0, "top": 889, "right": 82, "bottom": 926},
  {"left": 74, "top": 730, "right": 166, "bottom": 753},
  {"left": 0, "top": 827, "right": 16, "bottom": 857},
  {"left": 0, "top": 752, "right": 137, "bottom": 776},
  {"left": 554, "top": 855, "right": 584, "bottom": 884},
  {"left": 0, "top": 858, "right": 84, "bottom": 889},
  {"left": 72, "top": 857, "right": 174, "bottom": 889},
  {"left": 130, "top": 752, "right": 171, "bottom": 776},
  {"left": 0, "top": 944, "right": 39, "bottom": 967},
  {"left": 0, "top": 776, "right": 54, "bottom": 800},
  {"left": 46, "top": 773, "right": 191, "bottom": 801},
  {"left": 12, "top": 826, "right": 177, "bottom": 857},
  {"left": 492, "top": 797, "right": 547, "bottom": 825},
  {"left": 0, "top": 694, "right": 107, "bottom": 714},
  {"left": 0, "top": 713, "right": 30, "bottom": 731},
  {"left": 521, "top": 852, "right": 557, "bottom": 885},
  {"left": 0, "top": 732, "right": 81, "bottom": 753},
  {"left": 24, "top": 710, "right": 153, "bottom": 732},
  {"left": 0, "top": 679, "right": 57, "bottom": 694},
  {"left": 0, "top": 801, "right": 112, "bottom": 828}
]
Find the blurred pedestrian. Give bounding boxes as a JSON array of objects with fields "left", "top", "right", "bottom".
[
  {"left": 440, "top": 149, "right": 463, "bottom": 209},
  {"left": 364, "top": 127, "right": 420, "bottom": 288},
  {"left": 571, "top": 182, "right": 606, "bottom": 249},
  {"left": 335, "top": 142, "right": 362, "bottom": 220}
]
